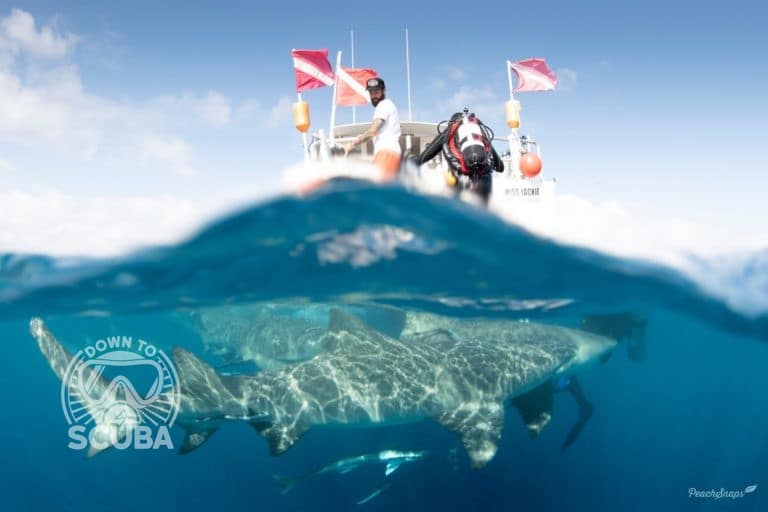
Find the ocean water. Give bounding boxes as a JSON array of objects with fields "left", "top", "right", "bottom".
[{"left": 1, "top": 181, "right": 766, "bottom": 511}]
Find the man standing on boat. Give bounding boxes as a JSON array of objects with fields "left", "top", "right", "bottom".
[{"left": 342, "top": 77, "right": 402, "bottom": 181}]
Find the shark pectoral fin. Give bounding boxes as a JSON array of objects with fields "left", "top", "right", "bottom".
[
  {"left": 259, "top": 421, "right": 309, "bottom": 456},
  {"left": 511, "top": 382, "right": 555, "bottom": 438},
  {"left": 384, "top": 461, "right": 402, "bottom": 476},
  {"left": 436, "top": 402, "right": 504, "bottom": 469},
  {"left": 179, "top": 427, "right": 218, "bottom": 455}
]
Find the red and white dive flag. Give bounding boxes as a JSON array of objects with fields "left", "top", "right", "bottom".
[
  {"left": 291, "top": 49, "right": 335, "bottom": 92},
  {"left": 335, "top": 67, "right": 378, "bottom": 106},
  {"left": 508, "top": 58, "right": 557, "bottom": 92}
]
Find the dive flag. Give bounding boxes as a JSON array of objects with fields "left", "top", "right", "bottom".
[
  {"left": 508, "top": 58, "right": 557, "bottom": 92},
  {"left": 335, "top": 67, "right": 378, "bottom": 106},
  {"left": 291, "top": 49, "right": 335, "bottom": 92}
]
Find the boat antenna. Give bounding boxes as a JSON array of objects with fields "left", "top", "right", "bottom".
[
  {"left": 351, "top": 30, "right": 356, "bottom": 124},
  {"left": 405, "top": 28, "right": 412, "bottom": 121}
]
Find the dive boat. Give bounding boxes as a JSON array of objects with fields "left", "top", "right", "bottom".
[{"left": 290, "top": 49, "right": 556, "bottom": 211}]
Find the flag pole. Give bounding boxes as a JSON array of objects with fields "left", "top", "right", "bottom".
[
  {"left": 405, "top": 28, "right": 412, "bottom": 122},
  {"left": 298, "top": 91, "right": 308, "bottom": 162},
  {"left": 351, "top": 30, "right": 356, "bottom": 124},
  {"left": 506, "top": 59, "right": 515, "bottom": 102},
  {"left": 506, "top": 60, "right": 520, "bottom": 172},
  {"left": 330, "top": 50, "right": 342, "bottom": 141}
]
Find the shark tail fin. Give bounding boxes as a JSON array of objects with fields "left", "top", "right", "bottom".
[
  {"left": 29, "top": 318, "right": 123, "bottom": 458},
  {"left": 30, "top": 318, "right": 76, "bottom": 382}
]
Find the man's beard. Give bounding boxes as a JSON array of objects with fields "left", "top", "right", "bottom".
[{"left": 370, "top": 94, "right": 384, "bottom": 107}]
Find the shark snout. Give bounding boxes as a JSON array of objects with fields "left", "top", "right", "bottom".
[{"left": 560, "top": 332, "right": 618, "bottom": 376}]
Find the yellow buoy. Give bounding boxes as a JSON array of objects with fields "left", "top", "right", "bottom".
[
  {"left": 504, "top": 100, "right": 521, "bottom": 129},
  {"left": 444, "top": 171, "right": 457, "bottom": 187},
  {"left": 293, "top": 101, "right": 310, "bottom": 133}
]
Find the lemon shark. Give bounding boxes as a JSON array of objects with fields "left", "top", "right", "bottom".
[
  {"left": 31, "top": 310, "right": 616, "bottom": 467},
  {"left": 181, "top": 303, "right": 406, "bottom": 370},
  {"left": 171, "top": 309, "right": 616, "bottom": 467}
]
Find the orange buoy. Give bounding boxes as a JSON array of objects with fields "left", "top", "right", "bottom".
[
  {"left": 504, "top": 100, "right": 521, "bottom": 129},
  {"left": 292, "top": 101, "right": 310, "bottom": 133},
  {"left": 520, "top": 152, "right": 542, "bottom": 177}
]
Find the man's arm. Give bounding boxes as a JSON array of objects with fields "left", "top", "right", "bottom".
[
  {"left": 415, "top": 131, "right": 448, "bottom": 165},
  {"left": 343, "top": 118, "right": 384, "bottom": 154}
]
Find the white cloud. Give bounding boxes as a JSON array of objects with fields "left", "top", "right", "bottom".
[
  {"left": 268, "top": 95, "right": 293, "bottom": 128},
  {"left": 235, "top": 99, "right": 261, "bottom": 120},
  {"left": 1, "top": 8, "right": 78, "bottom": 59},
  {"left": 436, "top": 86, "right": 502, "bottom": 124},
  {"left": 140, "top": 134, "right": 198, "bottom": 176},
  {"left": 0, "top": 10, "right": 272, "bottom": 172},
  {"left": 0, "top": 158, "right": 15, "bottom": 172},
  {"left": 491, "top": 192, "right": 767, "bottom": 269},
  {"left": 0, "top": 188, "right": 214, "bottom": 256},
  {"left": 199, "top": 90, "right": 232, "bottom": 127},
  {"left": 0, "top": 62, "right": 105, "bottom": 158},
  {"left": 149, "top": 90, "right": 236, "bottom": 128},
  {"left": 440, "top": 65, "right": 467, "bottom": 82},
  {"left": 556, "top": 67, "right": 578, "bottom": 92}
]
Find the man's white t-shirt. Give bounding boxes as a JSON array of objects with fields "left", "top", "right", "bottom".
[{"left": 372, "top": 98, "right": 401, "bottom": 154}]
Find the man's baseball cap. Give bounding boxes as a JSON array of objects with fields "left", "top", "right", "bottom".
[{"left": 366, "top": 77, "right": 385, "bottom": 90}]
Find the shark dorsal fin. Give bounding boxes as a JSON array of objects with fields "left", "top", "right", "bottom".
[
  {"left": 328, "top": 308, "right": 369, "bottom": 333},
  {"left": 326, "top": 308, "right": 395, "bottom": 354}
]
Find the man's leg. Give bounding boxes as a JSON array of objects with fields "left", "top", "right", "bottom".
[{"left": 374, "top": 150, "right": 402, "bottom": 181}]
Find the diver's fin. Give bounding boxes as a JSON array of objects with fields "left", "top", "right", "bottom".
[
  {"left": 385, "top": 461, "right": 402, "bottom": 476},
  {"left": 561, "top": 400, "right": 594, "bottom": 451},
  {"left": 435, "top": 402, "right": 504, "bottom": 469},
  {"left": 180, "top": 427, "right": 218, "bottom": 454}
]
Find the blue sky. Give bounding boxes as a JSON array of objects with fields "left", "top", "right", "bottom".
[{"left": 1, "top": 2, "right": 767, "bottom": 259}]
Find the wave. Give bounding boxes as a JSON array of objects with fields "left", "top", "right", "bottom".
[{"left": 1, "top": 180, "right": 766, "bottom": 342}]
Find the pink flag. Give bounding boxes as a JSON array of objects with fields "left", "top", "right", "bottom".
[
  {"left": 509, "top": 58, "right": 557, "bottom": 92},
  {"left": 291, "top": 49, "right": 335, "bottom": 92},
  {"left": 335, "top": 67, "right": 377, "bottom": 106}
]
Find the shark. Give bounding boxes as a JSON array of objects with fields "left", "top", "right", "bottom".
[
  {"left": 170, "top": 308, "right": 617, "bottom": 468},
  {"left": 31, "top": 309, "right": 617, "bottom": 467},
  {"left": 274, "top": 449, "right": 428, "bottom": 494},
  {"left": 181, "top": 302, "right": 406, "bottom": 370}
]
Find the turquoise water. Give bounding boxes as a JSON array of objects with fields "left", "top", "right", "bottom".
[{"left": 2, "top": 181, "right": 766, "bottom": 511}]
